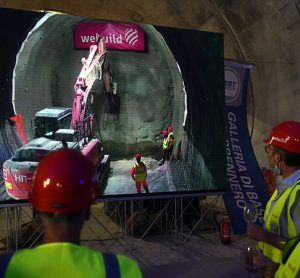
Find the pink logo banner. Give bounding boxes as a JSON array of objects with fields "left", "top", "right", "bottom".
[{"left": 75, "top": 22, "right": 145, "bottom": 51}]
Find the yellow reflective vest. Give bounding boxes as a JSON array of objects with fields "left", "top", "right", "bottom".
[
  {"left": 167, "top": 132, "right": 175, "bottom": 148},
  {"left": 162, "top": 137, "right": 169, "bottom": 150},
  {"left": 133, "top": 162, "right": 147, "bottom": 181},
  {"left": 258, "top": 181, "right": 300, "bottom": 263},
  {"left": 4, "top": 242, "right": 142, "bottom": 278},
  {"left": 275, "top": 236, "right": 300, "bottom": 278}
]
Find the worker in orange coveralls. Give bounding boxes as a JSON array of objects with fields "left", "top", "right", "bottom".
[{"left": 131, "top": 153, "right": 150, "bottom": 194}]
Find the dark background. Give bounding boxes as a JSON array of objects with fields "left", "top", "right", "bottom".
[
  {"left": 155, "top": 26, "right": 226, "bottom": 186},
  {"left": 0, "top": 8, "right": 43, "bottom": 121}
]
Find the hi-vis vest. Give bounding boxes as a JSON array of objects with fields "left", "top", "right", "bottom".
[
  {"left": 167, "top": 131, "right": 175, "bottom": 147},
  {"left": 162, "top": 137, "right": 169, "bottom": 150},
  {"left": 275, "top": 237, "right": 300, "bottom": 278},
  {"left": 1, "top": 242, "right": 142, "bottom": 278},
  {"left": 133, "top": 162, "right": 147, "bottom": 181},
  {"left": 258, "top": 181, "right": 300, "bottom": 263}
]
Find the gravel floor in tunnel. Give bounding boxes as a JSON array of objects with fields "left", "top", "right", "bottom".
[{"left": 103, "top": 158, "right": 194, "bottom": 196}]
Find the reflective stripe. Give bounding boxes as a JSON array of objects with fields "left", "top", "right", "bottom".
[
  {"left": 103, "top": 253, "right": 120, "bottom": 278},
  {"left": 0, "top": 252, "right": 13, "bottom": 277},
  {"left": 287, "top": 184, "right": 300, "bottom": 236},
  {"left": 167, "top": 132, "right": 175, "bottom": 145},
  {"left": 262, "top": 187, "right": 292, "bottom": 263},
  {"left": 275, "top": 241, "right": 300, "bottom": 278},
  {"left": 258, "top": 181, "right": 300, "bottom": 263},
  {"left": 162, "top": 138, "right": 168, "bottom": 150},
  {"left": 4, "top": 181, "right": 12, "bottom": 190}
]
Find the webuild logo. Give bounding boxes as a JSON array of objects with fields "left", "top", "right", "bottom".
[
  {"left": 75, "top": 22, "right": 145, "bottom": 51},
  {"left": 225, "top": 67, "right": 242, "bottom": 107},
  {"left": 124, "top": 28, "right": 139, "bottom": 46}
]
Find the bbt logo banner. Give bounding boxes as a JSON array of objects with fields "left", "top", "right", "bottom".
[
  {"left": 75, "top": 22, "right": 145, "bottom": 51},
  {"left": 223, "top": 60, "right": 269, "bottom": 234}
]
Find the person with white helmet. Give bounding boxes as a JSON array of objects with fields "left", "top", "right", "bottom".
[
  {"left": 246, "top": 121, "right": 300, "bottom": 274},
  {"left": 0, "top": 148, "right": 143, "bottom": 278}
]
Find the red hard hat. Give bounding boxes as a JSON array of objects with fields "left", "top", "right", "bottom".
[
  {"left": 264, "top": 121, "right": 300, "bottom": 154},
  {"left": 162, "top": 130, "right": 168, "bottom": 136},
  {"left": 168, "top": 125, "right": 173, "bottom": 132},
  {"left": 135, "top": 153, "right": 141, "bottom": 159},
  {"left": 29, "top": 148, "right": 99, "bottom": 213}
]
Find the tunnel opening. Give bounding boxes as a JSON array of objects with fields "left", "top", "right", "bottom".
[
  {"left": 11, "top": 13, "right": 189, "bottom": 197},
  {"left": 13, "top": 13, "right": 185, "bottom": 160}
]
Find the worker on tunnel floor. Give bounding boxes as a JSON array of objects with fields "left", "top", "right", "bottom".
[
  {"left": 167, "top": 124, "right": 175, "bottom": 162},
  {"left": 159, "top": 129, "right": 169, "bottom": 166},
  {"left": 131, "top": 153, "right": 150, "bottom": 194}
]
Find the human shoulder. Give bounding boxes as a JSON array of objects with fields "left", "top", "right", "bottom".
[
  {"left": 116, "top": 254, "right": 143, "bottom": 278},
  {"left": 284, "top": 169, "right": 300, "bottom": 186}
]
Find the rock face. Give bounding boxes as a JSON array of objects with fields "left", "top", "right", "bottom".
[{"left": 13, "top": 15, "right": 185, "bottom": 159}]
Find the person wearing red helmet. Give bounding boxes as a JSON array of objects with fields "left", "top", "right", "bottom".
[
  {"left": 159, "top": 129, "right": 169, "bottom": 166},
  {"left": 131, "top": 153, "right": 149, "bottom": 194},
  {"left": 167, "top": 124, "right": 175, "bottom": 161},
  {"left": 246, "top": 121, "right": 300, "bottom": 272},
  {"left": 0, "top": 149, "right": 142, "bottom": 278}
]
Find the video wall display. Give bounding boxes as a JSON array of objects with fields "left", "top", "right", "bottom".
[{"left": 0, "top": 7, "right": 227, "bottom": 206}]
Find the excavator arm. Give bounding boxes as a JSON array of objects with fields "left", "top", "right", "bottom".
[{"left": 70, "top": 36, "right": 112, "bottom": 141}]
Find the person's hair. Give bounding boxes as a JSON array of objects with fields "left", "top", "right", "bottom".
[
  {"left": 273, "top": 146, "right": 300, "bottom": 167},
  {"left": 38, "top": 211, "right": 82, "bottom": 223}
]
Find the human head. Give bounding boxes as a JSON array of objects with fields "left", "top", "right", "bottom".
[
  {"left": 30, "top": 148, "right": 99, "bottom": 214},
  {"left": 135, "top": 153, "right": 141, "bottom": 161},
  {"left": 168, "top": 125, "right": 173, "bottom": 133},
  {"left": 162, "top": 130, "right": 168, "bottom": 137},
  {"left": 264, "top": 121, "right": 300, "bottom": 168}
]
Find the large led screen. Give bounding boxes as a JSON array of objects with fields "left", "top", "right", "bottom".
[{"left": 0, "top": 7, "right": 227, "bottom": 206}]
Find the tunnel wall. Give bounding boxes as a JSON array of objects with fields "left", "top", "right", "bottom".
[{"left": 13, "top": 14, "right": 185, "bottom": 159}]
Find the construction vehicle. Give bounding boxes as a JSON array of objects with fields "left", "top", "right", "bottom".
[
  {"left": 32, "top": 107, "right": 72, "bottom": 139},
  {"left": 3, "top": 37, "right": 112, "bottom": 200}
]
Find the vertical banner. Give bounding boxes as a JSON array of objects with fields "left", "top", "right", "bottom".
[{"left": 223, "top": 60, "right": 269, "bottom": 234}]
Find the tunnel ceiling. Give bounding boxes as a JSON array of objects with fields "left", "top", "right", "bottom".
[{"left": 1, "top": 0, "right": 300, "bottom": 167}]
